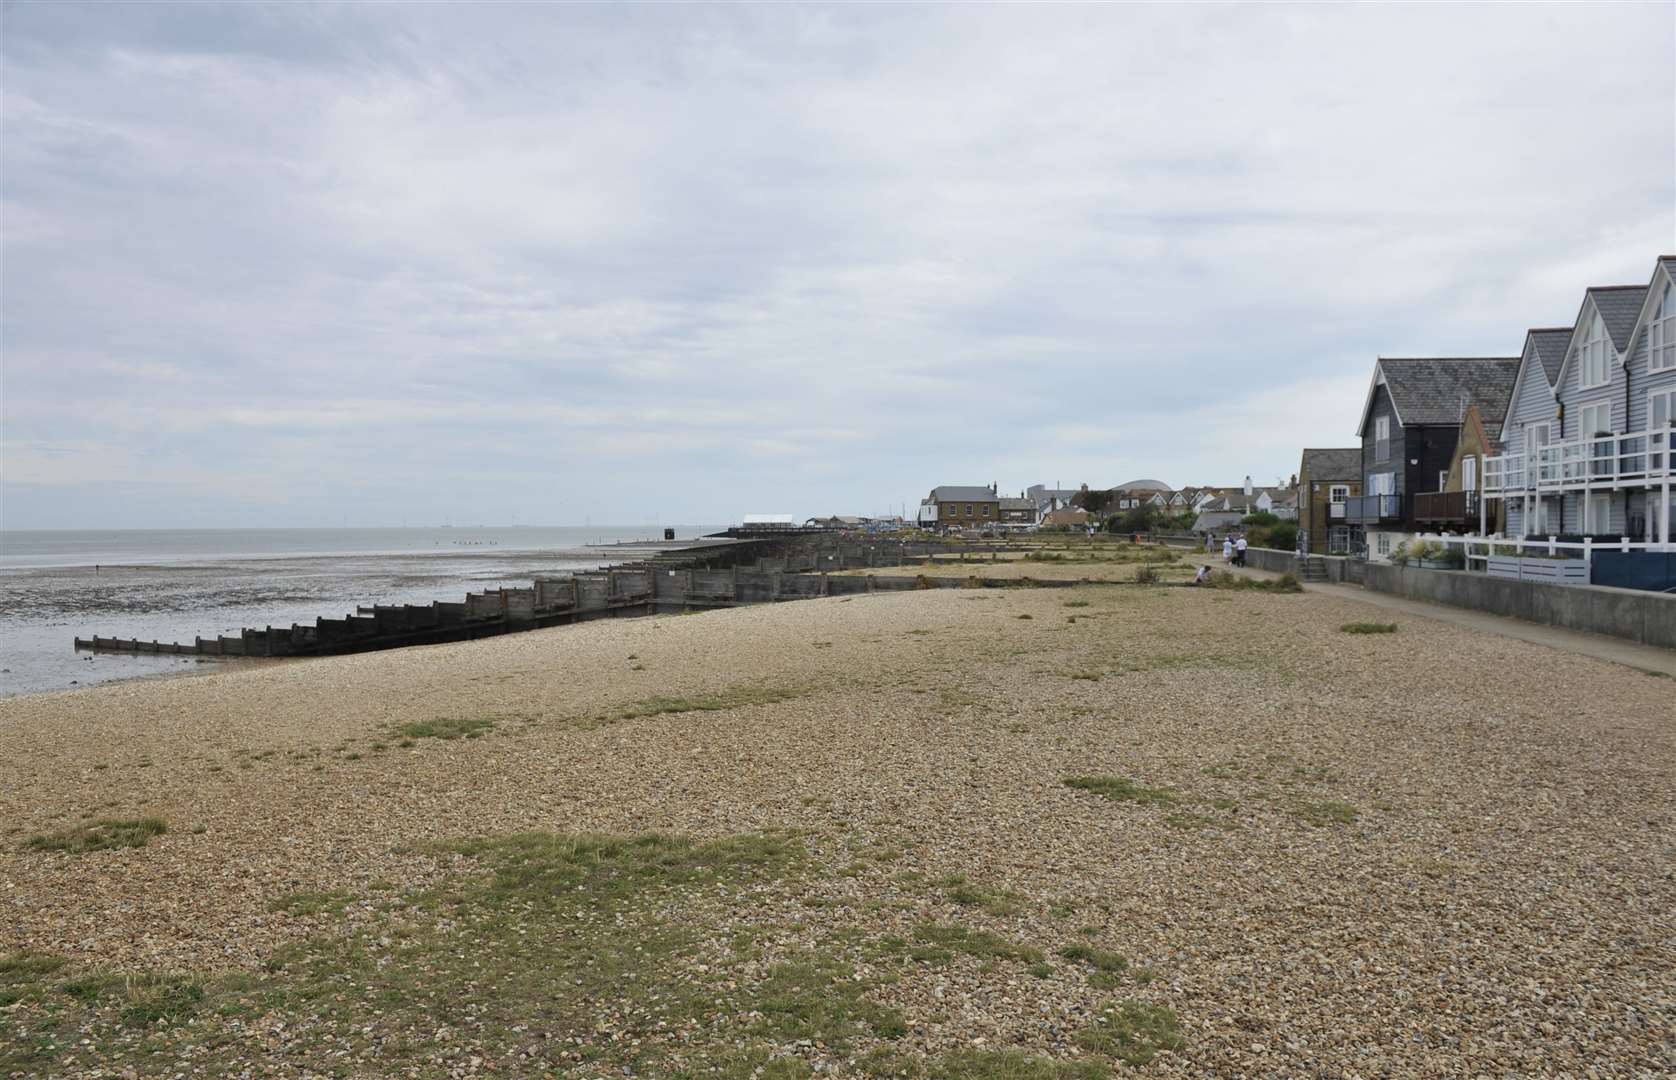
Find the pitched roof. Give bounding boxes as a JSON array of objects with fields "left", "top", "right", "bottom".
[
  {"left": 1587, "top": 285, "right": 1649, "bottom": 352},
  {"left": 930, "top": 485, "right": 997, "bottom": 502},
  {"left": 1300, "top": 448, "right": 1361, "bottom": 482},
  {"left": 1526, "top": 328, "right": 1573, "bottom": 388},
  {"left": 1375, "top": 357, "right": 1520, "bottom": 429},
  {"left": 998, "top": 497, "right": 1035, "bottom": 511}
]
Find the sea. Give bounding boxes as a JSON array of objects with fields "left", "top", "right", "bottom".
[{"left": 0, "top": 526, "right": 723, "bottom": 699}]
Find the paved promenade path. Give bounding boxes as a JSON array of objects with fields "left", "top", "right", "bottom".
[{"left": 1238, "top": 566, "right": 1675, "bottom": 676}]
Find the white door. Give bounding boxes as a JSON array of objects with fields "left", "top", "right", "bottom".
[{"left": 1462, "top": 456, "right": 1477, "bottom": 492}]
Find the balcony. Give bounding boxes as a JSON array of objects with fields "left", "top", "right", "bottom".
[
  {"left": 1485, "top": 426, "right": 1673, "bottom": 497},
  {"left": 1342, "top": 494, "right": 1402, "bottom": 524},
  {"left": 1413, "top": 489, "right": 1479, "bottom": 524}
]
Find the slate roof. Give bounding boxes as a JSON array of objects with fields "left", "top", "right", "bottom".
[
  {"left": 1587, "top": 285, "right": 1649, "bottom": 352},
  {"left": 1525, "top": 328, "right": 1574, "bottom": 388},
  {"left": 998, "top": 497, "right": 1036, "bottom": 511},
  {"left": 1300, "top": 448, "right": 1361, "bottom": 482},
  {"left": 1376, "top": 357, "right": 1520, "bottom": 429},
  {"left": 930, "top": 485, "right": 998, "bottom": 502}
]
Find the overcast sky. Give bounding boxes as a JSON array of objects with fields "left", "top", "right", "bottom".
[{"left": 3, "top": 2, "right": 1672, "bottom": 529}]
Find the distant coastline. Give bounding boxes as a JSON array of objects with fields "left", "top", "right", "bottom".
[
  {"left": 0, "top": 526, "right": 723, "bottom": 698},
  {"left": 0, "top": 525, "right": 724, "bottom": 571}
]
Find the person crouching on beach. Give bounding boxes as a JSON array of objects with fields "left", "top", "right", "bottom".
[{"left": 1193, "top": 564, "right": 1211, "bottom": 586}]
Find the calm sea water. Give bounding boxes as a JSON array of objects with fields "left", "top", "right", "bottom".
[{"left": 0, "top": 526, "right": 722, "bottom": 699}]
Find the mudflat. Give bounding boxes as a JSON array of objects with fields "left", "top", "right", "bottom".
[{"left": 2, "top": 577, "right": 1671, "bottom": 1078}]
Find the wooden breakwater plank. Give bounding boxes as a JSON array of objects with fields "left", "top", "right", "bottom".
[{"left": 73, "top": 571, "right": 1086, "bottom": 661}]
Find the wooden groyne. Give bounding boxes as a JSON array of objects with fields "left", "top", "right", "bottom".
[{"left": 74, "top": 566, "right": 1083, "bottom": 660}]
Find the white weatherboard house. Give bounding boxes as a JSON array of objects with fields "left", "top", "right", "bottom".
[{"left": 1484, "top": 256, "right": 1676, "bottom": 548}]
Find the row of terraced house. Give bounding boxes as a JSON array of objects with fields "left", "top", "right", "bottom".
[{"left": 1295, "top": 254, "right": 1675, "bottom": 588}]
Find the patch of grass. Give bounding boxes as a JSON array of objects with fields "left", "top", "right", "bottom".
[
  {"left": 1016, "top": 613, "right": 1034, "bottom": 620},
  {"left": 1075, "top": 1000, "right": 1186, "bottom": 1066},
  {"left": 1288, "top": 798, "right": 1358, "bottom": 827},
  {"left": 1340, "top": 622, "right": 1397, "bottom": 634},
  {"left": 906, "top": 923, "right": 1043, "bottom": 965},
  {"left": 924, "top": 1050, "right": 1109, "bottom": 1079},
  {"left": 23, "top": 817, "right": 166, "bottom": 854},
  {"left": 1205, "top": 572, "right": 1303, "bottom": 593},
  {"left": 1063, "top": 776, "right": 1177, "bottom": 806},
  {"left": 935, "top": 874, "right": 1026, "bottom": 916},
  {"left": 1062, "top": 600, "right": 1091, "bottom": 608},
  {"left": 612, "top": 686, "right": 804, "bottom": 723},
  {"left": 1058, "top": 944, "right": 1131, "bottom": 988},
  {"left": 1067, "top": 670, "right": 1103, "bottom": 682},
  {"left": 58, "top": 973, "right": 119, "bottom": 1004},
  {"left": 0, "top": 952, "right": 66, "bottom": 1006},
  {"left": 395, "top": 715, "right": 497, "bottom": 741},
  {"left": 268, "top": 889, "right": 354, "bottom": 917},
  {"left": 118, "top": 974, "right": 205, "bottom": 1028}
]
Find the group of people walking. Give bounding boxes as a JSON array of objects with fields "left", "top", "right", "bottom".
[{"left": 1205, "top": 531, "right": 1248, "bottom": 566}]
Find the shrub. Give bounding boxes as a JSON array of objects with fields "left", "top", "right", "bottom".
[{"left": 1265, "top": 522, "right": 1298, "bottom": 551}]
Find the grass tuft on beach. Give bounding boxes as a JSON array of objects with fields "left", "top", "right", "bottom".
[
  {"left": 1063, "top": 776, "right": 1177, "bottom": 806},
  {"left": 394, "top": 715, "right": 496, "bottom": 741},
  {"left": 23, "top": 817, "right": 166, "bottom": 854}
]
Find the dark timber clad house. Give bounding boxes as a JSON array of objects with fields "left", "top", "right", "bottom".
[{"left": 1347, "top": 357, "right": 1520, "bottom": 560}]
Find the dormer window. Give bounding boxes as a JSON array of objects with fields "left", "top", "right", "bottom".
[
  {"left": 1651, "top": 280, "right": 1676, "bottom": 373},
  {"left": 1576, "top": 310, "right": 1612, "bottom": 389}
]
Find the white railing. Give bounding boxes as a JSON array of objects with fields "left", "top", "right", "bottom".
[
  {"left": 1484, "top": 427, "right": 1672, "bottom": 496},
  {"left": 1409, "top": 532, "right": 1674, "bottom": 563}
]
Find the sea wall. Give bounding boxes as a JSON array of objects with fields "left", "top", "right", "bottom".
[{"left": 1238, "top": 547, "right": 1672, "bottom": 649}]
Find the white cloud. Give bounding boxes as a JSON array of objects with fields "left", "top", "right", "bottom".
[{"left": 2, "top": 2, "right": 1671, "bottom": 527}]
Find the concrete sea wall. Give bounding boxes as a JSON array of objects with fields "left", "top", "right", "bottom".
[{"left": 1241, "top": 547, "right": 1674, "bottom": 649}]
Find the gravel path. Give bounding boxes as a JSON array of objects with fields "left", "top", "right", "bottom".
[{"left": 2, "top": 578, "right": 1672, "bottom": 1077}]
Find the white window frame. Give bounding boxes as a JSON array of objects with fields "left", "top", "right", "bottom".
[
  {"left": 1376, "top": 532, "right": 1392, "bottom": 556},
  {"left": 1462, "top": 456, "right": 1477, "bottom": 492},
  {"left": 1650, "top": 387, "right": 1675, "bottom": 431},
  {"left": 1370, "top": 472, "right": 1395, "bottom": 496},
  {"left": 1328, "top": 484, "right": 1349, "bottom": 504},
  {"left": 1438, "top": 470, "right": 1448, "bottom": 492},
  {"left": 1651, "top": 280, "right": 1676, "bottom": 374},
  {"left": 1650, "top": 387, "right": 1675, "bottom": 471},
  {"left": 1576, "top": 311, "right": 1612, "bottom": 389},
  {"left": 1374, "top": 416, "right": 1391, "bottom": 462},
  {"left": 1578, "top": 400, "right": 1613, "bottom": 437}
]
